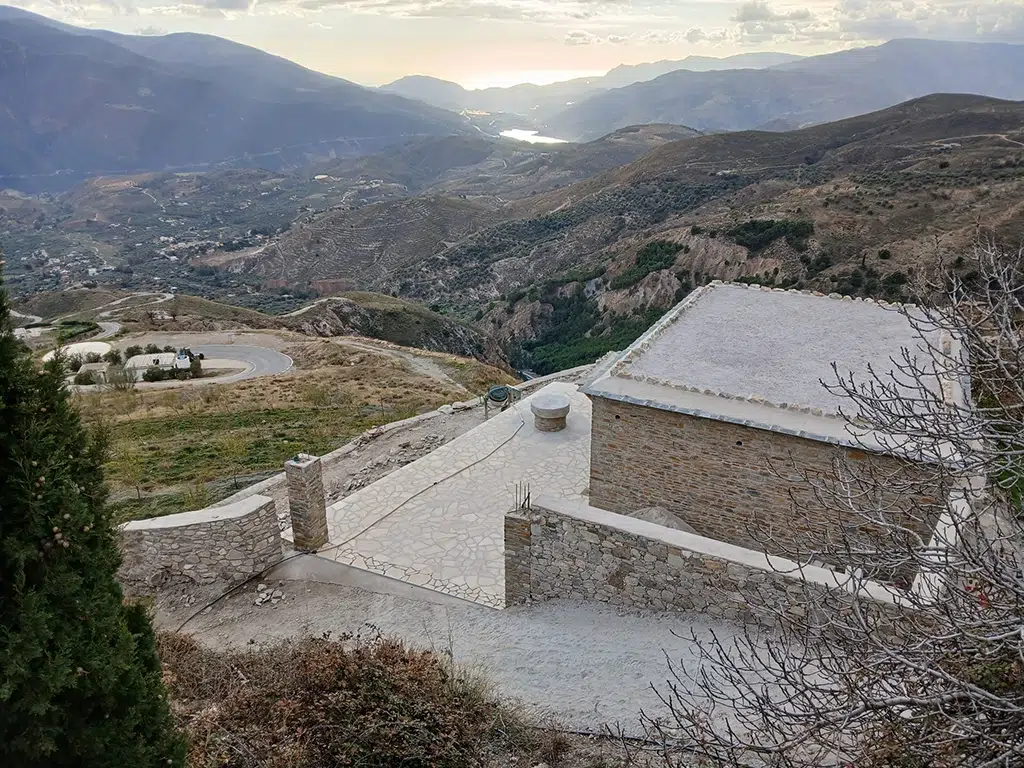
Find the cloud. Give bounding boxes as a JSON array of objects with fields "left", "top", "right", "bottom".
[
  {"left": 834, "top": 0, "right": 1024, "bottom": 43},
  {"left": 733, "top": 1, "right": 812, "bottom": 24},
  {"left": 10, "top": 0, "right": 1024, "bottom": 47},
  {"left": 134, "top": 23, "right": 167, "bottom": 33},
  {"left": 308, "top": 19, "right": 332, "bottom": 27},
  {"left": 564, "top": 29, "right": 601, "bottom": 45}
]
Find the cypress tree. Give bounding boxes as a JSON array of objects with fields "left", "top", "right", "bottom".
[{"left": 0, "top": 258, "right": 185, "bottom": 766}]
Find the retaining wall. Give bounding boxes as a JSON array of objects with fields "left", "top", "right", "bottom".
[
  {"left": 118, "top": 495, "right": 281, "bottom": 594},
  {"left": 505, "top": 497, "right": 907, "bottom": 632}
]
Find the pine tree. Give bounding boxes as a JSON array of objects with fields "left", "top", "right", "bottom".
[{"left": 0, "top": 258, "right": 185, "bottom": 766}]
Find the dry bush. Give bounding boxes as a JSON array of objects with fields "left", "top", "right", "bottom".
[{"left": 159, "top": 632, "right": 529, "bottom": 768}]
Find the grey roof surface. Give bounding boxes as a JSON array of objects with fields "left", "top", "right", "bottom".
[
  {"left": 77, "top": 362, "right": 109, "bottom": 372},
  {"left": 583, "top": 282, "right": 949, "bottom": 449},
  {"left": 620, "top": 283, "right": 937, "bottom": 415}
]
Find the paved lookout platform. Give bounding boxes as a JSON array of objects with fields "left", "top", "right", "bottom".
[{"left": 283, "top": 382, "right": 592, "bottom": 607}]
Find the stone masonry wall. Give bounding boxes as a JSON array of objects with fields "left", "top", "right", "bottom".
[
  {"left": 588, "top": 396, "right": 940, "bottom": 567},
  {"left": 505, "top": 499, "right": 906, "bottom": 632},
  {"left": 118, "top": 495, "right": 281, "bottom": 594}
]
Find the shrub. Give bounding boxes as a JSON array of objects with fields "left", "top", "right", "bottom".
[
  {"left": 878, "top": 249, "right": 892, "bottom": 260},
  {"left": 160, "top": 633, "right": 512, "bottom": 768},
  {"left": 142, "top": 366, "right": 166, "bottom": 382},
  {"left": 610, "top": 240, "right": 685, "bottom": 290},
  {"left": 73, "top": 370, "right": 96, "bottom": 385},
  {"left": 189, "top": 357, "right": 202, "bottom": 379},
  {"left": 143, "top": 343, "right": 161, "bottom": 355},
  {"left": 65, "top": 353, "right": 83, "bottom": 373},
  {"left": 105, "top": 366, "right": 136, "bottom": 391},
  {"left": 125, "top": 345, "right": 143, "bottom": 358},
  {"left": 84, "top": 352, "right": 103, "bottom": 364},
  {"left": 728, "top": 219, "right": 815, "bottom": 253},
  {"left": 102, "top": 349, "right": 122, "bottom": 365},
  {"left": 162, "top": 345, "right": 175, "bottom": 353}
]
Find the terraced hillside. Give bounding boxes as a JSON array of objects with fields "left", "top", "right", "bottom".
[
  {"left": 391, "top": 95, "right": 1024, "bottom": 371},
  {"left": 190, "top": 95, "right": 1024, "bottom": 334},
  {"left": 202, "top": 196, "right": 497, "bottom": 291}
]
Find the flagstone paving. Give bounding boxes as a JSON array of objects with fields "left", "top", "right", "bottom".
[{"left": 285, "top": 382, "right": 592, "bottom": 607}]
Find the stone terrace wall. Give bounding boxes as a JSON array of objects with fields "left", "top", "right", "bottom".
[
  {"left": 588, "top": 396, "right": 942, "bottom": 568},
  {"left": 505, "top": 497, "right": 906, "bottom": 631},
  {"left": 118, "top": 495, "right": 281, "bottom": 595}
]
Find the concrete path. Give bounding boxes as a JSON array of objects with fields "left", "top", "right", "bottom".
[
  {"left": 181, "top": 577, "right": 742, "bottom": 737},
  {"left": 286, "top": 382, "right": 591, "bottom": 607}
]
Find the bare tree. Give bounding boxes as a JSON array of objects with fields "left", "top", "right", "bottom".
[{"left": 633, "top": 241, "right": 1024, "bottom": 768}]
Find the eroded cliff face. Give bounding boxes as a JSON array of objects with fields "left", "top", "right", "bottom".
[{"left": 285, "top": 296, "right": 509, "bottom": 369}]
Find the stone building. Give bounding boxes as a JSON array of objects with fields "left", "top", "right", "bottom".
[{"left": 582, "top": 282, "right": 955, "bottom": 567}]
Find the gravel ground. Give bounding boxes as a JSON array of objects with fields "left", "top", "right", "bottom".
[{"left": 169, "top": 577, "right": 742, "bottom": 737}]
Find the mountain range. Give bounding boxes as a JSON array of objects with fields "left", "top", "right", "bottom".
[
  {"left": 3, "top": 6, "right": 1024, "bottom": 194},
  {"left": 379, "top": 51, "right": 803, "bottom": 120},
  {"left": 0, "top": 6, "right": 467, "bottom": 188},
  {"left": 204, "top": 93, "right": 1024, "bottom": 305},
  {"left": 546, "top": 39, "right": 1024, "bottom": 140}
]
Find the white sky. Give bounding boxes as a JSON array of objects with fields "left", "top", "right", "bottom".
[{"left": 8, "top": 0, "right": 1024, "bottom": 87}]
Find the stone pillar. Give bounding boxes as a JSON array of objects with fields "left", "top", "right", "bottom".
[
  {"left": 285, "top": 453, "right": 328, "bottom": 551},
  {"left": 503, "top": 510, "right": 532, "bottom": 606}
]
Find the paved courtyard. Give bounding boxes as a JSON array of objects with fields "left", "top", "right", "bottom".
[{"left": 285, "top": 382, "right": 592, "bottom": 607}]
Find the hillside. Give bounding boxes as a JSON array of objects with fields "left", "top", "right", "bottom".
[
  {"left": 0, "top": 7, "right": 467, "bottom": 190},
  {"left": 546, "top": 39, "right": 1024, "bottom": 140},
  {"left": 320, "top": 125, "right": 703, "bottom": 199},
  {"left": 203, "top": 196, "right": 497, "bottom": 291},
  {"left": 198, "top": 95, "right": 1024, "bottom": 326},
  {"left": 16, "top": 287, "right": 508, "bottom": 367},
  {"left": 387, "top": 94, "right": 1024, "bottom": 370},
  {"left": 600, "top": 52, "right": 805, "bottom": 88}
]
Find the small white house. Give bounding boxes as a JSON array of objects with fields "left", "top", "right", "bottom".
[
  {"left": 125, "top": 351, "right": 191, "bottom": 371},
  {"left": 76, "top": 362, "right": 110, "bottom": 383}
]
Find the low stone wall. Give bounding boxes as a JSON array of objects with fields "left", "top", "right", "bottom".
[
  {"left": 118, "top": 495, "right": 281, "bottom": 594},
  {"left": 505, "top": 497, "right": 907, "bottom": 631}
]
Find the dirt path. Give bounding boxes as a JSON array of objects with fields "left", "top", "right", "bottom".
[
  {"left": 10, "top": 308, "right": 42, "bottom": 326},
  {"left": 332, "top": 337, "right": 469, "bottom": 392}
]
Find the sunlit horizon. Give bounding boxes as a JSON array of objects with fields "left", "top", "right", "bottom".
[{"left": 458, "top": 69, "right": 609, "bottom": 90}]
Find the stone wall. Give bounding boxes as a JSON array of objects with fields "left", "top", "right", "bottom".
[
  {"left": 505, "top": 497, "right": 906, "bottom": 631},
  {"left": 118, "top": 495, "right": 281, "bottom": 594},
  {"left": 588, "top": 396, "right": 940, "bottom": 567}
]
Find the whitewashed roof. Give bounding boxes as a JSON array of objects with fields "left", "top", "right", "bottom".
[
  {"left": 125, "top": 352, "right": 176, "bottom": 369},
  {"left": 582, "top": 281, "right": 955, "bottom": 453}
]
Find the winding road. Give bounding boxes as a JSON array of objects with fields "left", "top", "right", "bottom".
[
  {"left": 119, "top": 344, "right": 294, "bottom": 390},
  {"left": 190, "top": 344, "right": 294, "bottom": 384}
]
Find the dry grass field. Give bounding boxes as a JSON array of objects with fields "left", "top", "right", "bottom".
[{"left": 79, "top": 340, "right": 514, "bottom": 523}]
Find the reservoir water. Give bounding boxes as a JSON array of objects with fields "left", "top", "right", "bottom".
[{"left": 499, "top": 129, "right": 569, "bottom": 144}]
